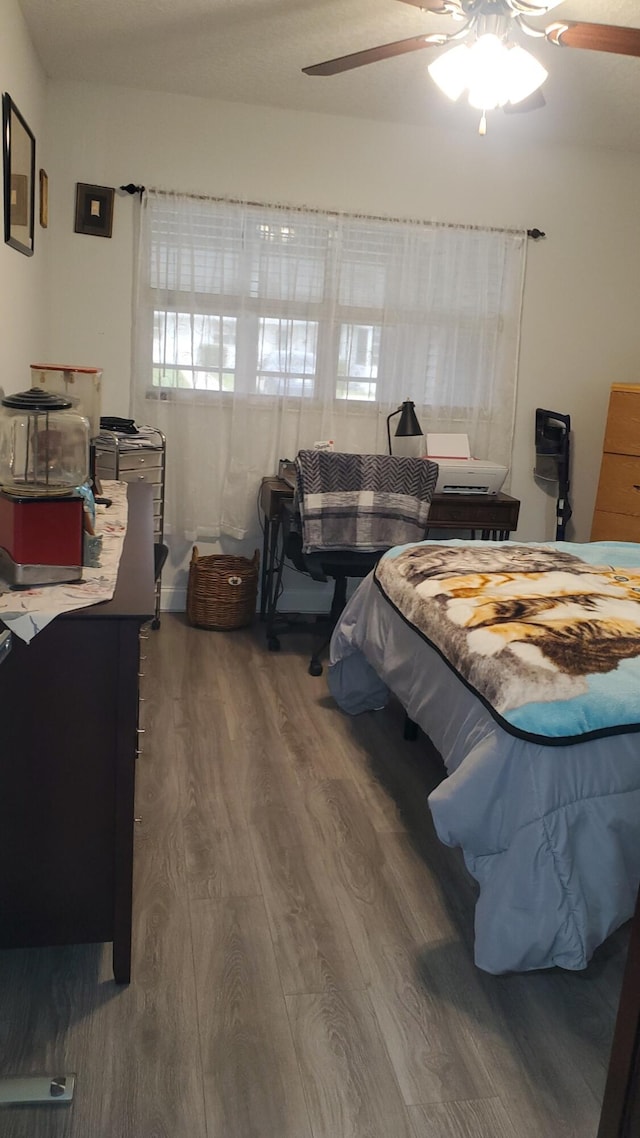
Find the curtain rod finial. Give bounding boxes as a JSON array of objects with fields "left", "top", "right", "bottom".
[
  {"left": 120, "top": 183, "right": 145, "bottom": 199},
  {"left": 527, "top": 228, "right": 546, "bottom": 240}
]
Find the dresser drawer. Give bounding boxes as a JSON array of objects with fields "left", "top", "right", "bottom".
[
  {"left": 591, "top": 509, "right": 640, "bottom": 542},
  {"left": 97, "top": 464, "right": 161, "bottom": 489},
  {"left": 120, "top": 469, "right": 162, "bottom": 488},
  {"left": 592, "top": 453, "right": 640, "bottom": 517},
  {"left": 603, "top": 388, "right": 640, "bottom": 457},
  {"left": 95, "top": 449, "right": 162, "bottom": 476}
]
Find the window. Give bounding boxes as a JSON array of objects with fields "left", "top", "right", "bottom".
[
  {"left": 153, "top": 311, "right": 236, "bottom": 390},
  {"left": 337, "top": 323, "right": 380, "bottom": 401},
  {"left": 133, "top": 191, "right": 525, "bottom": 541},
  {"left": 256, "top": 318, "right": 318, "bottom": 397},
  {"left": 142, "top": 196, "right": 525, "bottom": 417}
]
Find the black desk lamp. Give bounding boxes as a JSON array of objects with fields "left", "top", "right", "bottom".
[{"left": 386, "top": 400, "right": 424, "bottom": 455}]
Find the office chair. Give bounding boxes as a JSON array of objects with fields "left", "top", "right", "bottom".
[
  {"left": 267, "top": 514, "right": 381, "bottom": 675},
  {"left": 266, "top": 450, "right": 438, "bottom": 676}
]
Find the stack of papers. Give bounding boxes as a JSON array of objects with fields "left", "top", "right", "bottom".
[{"left": 426, "top": 434, "right": 471, "bottom": 459}]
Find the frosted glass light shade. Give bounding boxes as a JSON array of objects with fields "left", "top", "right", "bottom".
[
  {"left": 502, "top": 43, "right": 548, "bottom": 105},
  {"left": 429, "top": 35, "right": 547, "bottom": 111},
  {"left": 427, "top": 43, "right": 470, "bottom": 102},
  {"left": 467, "top": 34, "right": 513, "bottom": 110}
]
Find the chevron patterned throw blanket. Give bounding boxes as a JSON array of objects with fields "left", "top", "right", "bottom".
[
  {"left": 375, "top": 539, "right": 640, "bottom": 743},
  {"left": 294, "top": 450, "right": 439, "bottom": 554}
]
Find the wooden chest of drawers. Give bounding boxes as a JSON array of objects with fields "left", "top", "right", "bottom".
[
  {"left": 592, "top": 385, "right": 640, "bottom": 541},
  {"left": 0, "top": 484, "right": 155, "bottom": 982}
]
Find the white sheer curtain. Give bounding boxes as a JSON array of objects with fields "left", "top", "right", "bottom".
[{"left": 132, "top": 191, "right": 526, "bottom": 545}]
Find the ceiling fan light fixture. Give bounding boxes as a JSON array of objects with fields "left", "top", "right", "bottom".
[{"left": 429, "top": 33, "right": 547, "bottom": 115}]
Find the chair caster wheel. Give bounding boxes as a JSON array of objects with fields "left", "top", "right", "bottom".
[
  {"left": 267, "top": 636, "right": 281, "bottom": 652},
  {"left": 308, "top": 660, "right": 323, "bottom": 677},
  {"left": 151, "top": 618, "right": 161, "bottom": 630}
]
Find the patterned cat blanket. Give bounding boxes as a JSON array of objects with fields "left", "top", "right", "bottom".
[
  {"left": 374, "top": 540, "right": 640, "bottom": 744},
  {"left": 293, "top": 450, "right": 439, "bottom": 554}
]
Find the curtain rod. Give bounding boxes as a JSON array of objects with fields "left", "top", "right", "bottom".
[{"left": 119, "top": 184, "right": 545, "bottom": 240}]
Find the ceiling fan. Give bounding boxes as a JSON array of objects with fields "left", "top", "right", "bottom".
[{"left": 302, "top": 1, "right": 640, "bottom": 133}]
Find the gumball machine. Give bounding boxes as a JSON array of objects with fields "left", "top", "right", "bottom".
[{"left": 0, "top": 388, "right": 90, "bottom": 585}]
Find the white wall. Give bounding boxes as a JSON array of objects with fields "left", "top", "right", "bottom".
[
  {"left": 45, "top": 81, "right": 640, "bottom": 605},
  {"left": 0, "top": 0, "right": 48, "bottom": 393}
]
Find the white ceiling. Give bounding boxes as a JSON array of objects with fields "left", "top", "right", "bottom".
[{"left": 17, "top": 0, "right": 640, "bottom": 151}]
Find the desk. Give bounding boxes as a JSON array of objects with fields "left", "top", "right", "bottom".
[
  {"left": 426, "top": 491, "right": 520, "bottom": 540},
  {"left": 259, "top": 477, "right": 520, "bottom": 620},
  {"left": 0, "top": 483, "right": 155, "bottom": 983}
]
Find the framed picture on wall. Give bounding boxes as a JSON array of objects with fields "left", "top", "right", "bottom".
[
  {"left": 74, "top": 182, "right": 114, "bottom": 238},
  {"left": 2, "top": 93, "right": 36, "bottom": 256},
  {"left": 39, "top": 169, "right": 48, "bottom": 228}
]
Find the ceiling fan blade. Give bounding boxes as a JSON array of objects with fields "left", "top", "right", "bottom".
[
  {"left": 303, "top": 34, "right": 440, "bottom": 76},
  {"left": 502, "top": 88, "right": 546, "bottom": 114},
  {"left": 545, "top": 21, "right": 640, "bottom": 57}
]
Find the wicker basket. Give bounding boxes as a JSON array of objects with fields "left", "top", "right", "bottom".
[{"left": 187, "top": 547, "right": 259, "bottom": 630}]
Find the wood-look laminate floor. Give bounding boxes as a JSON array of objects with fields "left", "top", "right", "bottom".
[{"left": 0, "top": 614, "right": 629, "bottom": 1137}]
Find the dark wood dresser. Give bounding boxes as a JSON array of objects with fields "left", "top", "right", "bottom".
[{"left": 0, "top": 482, "right": 155, "bottom": 983}]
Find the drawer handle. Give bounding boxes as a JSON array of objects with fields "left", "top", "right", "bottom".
[{"left": 634, "top": 485, "right": 640, "bottom": 492}]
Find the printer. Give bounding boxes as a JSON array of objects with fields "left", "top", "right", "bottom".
[{"left": 426, "top": 434, "right": 508, "bottom": 495}]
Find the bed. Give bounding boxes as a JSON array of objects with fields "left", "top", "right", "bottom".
[{"left": 328, "top": 538, "right": 640, "bottom": 975}]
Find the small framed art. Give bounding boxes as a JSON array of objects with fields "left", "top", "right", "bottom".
[
  {"left": 39, "top": 169, "right": 48, "bottom": 228},
  {"left": 74, "top": 182, "right": 114, "bottom": 238}
]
